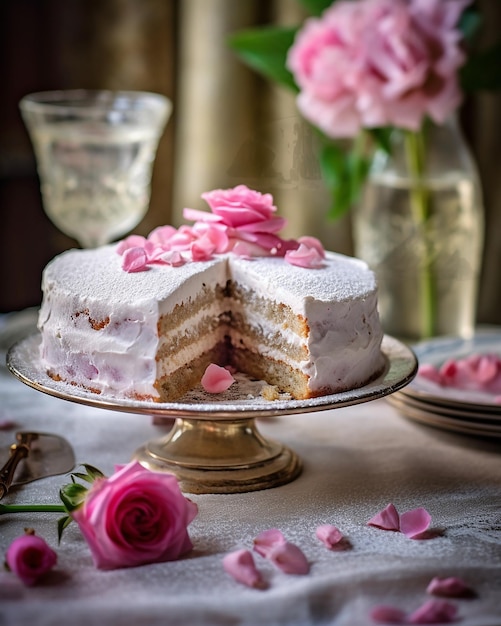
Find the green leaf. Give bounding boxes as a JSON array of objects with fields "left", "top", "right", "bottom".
[
  {"left": 368, "top": 127, "right": 393, "bottom": 155},
  {"left": 295, "top": 0, "right": 337, "bottom": 16},
  {"left": 59, "top": 482, "right": 88, "bottom": 512},
  {"left": 79, "top": 463, "right": 106, "bottom": 482},
  {"left": 319, "top": 143, "right": 352, "bottom": 220},
  {"left": 57, "top": 515, "right": 73, "bottom": 544},
  {"left": 458, "top": 7, "right": 482, "bottom": 42},
  {"left": 460, "top": 42, "right": 501, "bottom": 92},
  {"left": 227, "top": 27, "right": 299, "bottom": 91}
]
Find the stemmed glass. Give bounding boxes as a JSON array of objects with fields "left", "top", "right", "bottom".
[{"left": 19, "top": 90, "right": 171, "bottom": 248}]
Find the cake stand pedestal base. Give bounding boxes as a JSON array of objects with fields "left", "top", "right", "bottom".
[{"left": 133, "top": 417, "right": 302, "bottom": 494}]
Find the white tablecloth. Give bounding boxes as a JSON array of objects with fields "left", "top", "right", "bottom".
[{"left": 1, "top": 316, "right": 501, "bottom": 626}]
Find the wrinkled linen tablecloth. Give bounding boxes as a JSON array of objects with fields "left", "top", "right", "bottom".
[{"left": 1, "top": 314, "right": 501, "bottom": 626}]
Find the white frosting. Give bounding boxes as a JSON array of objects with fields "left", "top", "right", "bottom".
[{"left": 38, "top": 244, "right": 384, "bottom": 399}]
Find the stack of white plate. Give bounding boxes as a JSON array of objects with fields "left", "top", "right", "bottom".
[{"left": 387, "top": 330, "right": 501, "bottom": 439}]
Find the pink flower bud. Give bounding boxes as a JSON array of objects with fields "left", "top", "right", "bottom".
[{"left": 5, "top": 533, "right": 57, "bottom": 586}]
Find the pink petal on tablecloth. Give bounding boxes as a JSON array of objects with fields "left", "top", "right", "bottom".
[
  {"left": 268, "top": 541, "right": 310, "bottom": 575},
  {"left": 315, "top": 524, "right": 345, "bottom": 549},
  {"left": 367, "top": 503, "right": 400, "bottom": 531},
  {"left": 370, "top": 604, "right": 407, "bottom": 624},
  {"left": 222, "top": 549, "right": 266, "bottom": 589},
  {"left": 253, "top": 528, "right": 286, "bottom": 558},
  {"left": 426, "top": 576, "right": 475, "bottom": 598},
  {"left": 407, "top": 599, "right": 458, "bottom": 624},
  {"left": 400, "top": 507, "right": 432, "bottom": 539}
]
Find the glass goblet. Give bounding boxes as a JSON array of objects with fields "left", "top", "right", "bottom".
[{"left": 20, "top": 89, "right": 171, "bottom": 248}]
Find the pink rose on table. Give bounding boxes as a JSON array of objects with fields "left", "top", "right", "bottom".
[
  {"left": 71, "top": 461, "right": 198, "bottom": 570},
  {"left": 5, "top": 532, "right": 57, "bottom": 586},
  {"left": 286, "top": 0, "right": 470, "bottom": 137}
]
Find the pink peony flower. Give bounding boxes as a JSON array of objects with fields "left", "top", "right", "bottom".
[
  {"left": 5, "top": 532, "right": 57, "bottom": 586},
  {"left": 71, "top": 460, "right": 198, "bottom": 570},
  {"left": 286, "top": 0, "right": 471, "bottom": 137}
]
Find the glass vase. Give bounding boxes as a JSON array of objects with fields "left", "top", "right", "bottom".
[{"left": 352, "top": 117, "right": 484, "bottom": 344}]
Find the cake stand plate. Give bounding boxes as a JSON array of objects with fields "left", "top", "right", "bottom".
[{"left": 7, "top": 334, "right": 417, "bottom": 494}]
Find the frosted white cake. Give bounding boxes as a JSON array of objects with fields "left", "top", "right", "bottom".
[{"left": 37, "top": 185, "right": 385, "bottom": 401}]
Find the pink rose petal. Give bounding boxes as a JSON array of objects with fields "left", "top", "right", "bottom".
[
  {"left": 222, "top": 549, "right": 266, "bottom": 589},
  {"left": 370, "top": 605, "right": 407, "bottom": 624},
  {"left": 367, "top": 503, "right": 400, "bottom": 532},
  {"left": 160, "top": 250, "right": 186, "bottom": 267},
  {"left": 116, "top": 235, "right": 147, "bottom": 255},
  {"left": 285, "top": 243, "right": 324, "bottom": 268},
  {"left": 268, "top": 542, "right": 310, "bottom": 575},
  {"left": 147, "top": 225, "right": 177, "bottom": 245},
  {"left": 297, "top": 236, "right": 325, "bottom": 257},
  {"left": 407, "top": 599, "right": 458, "bottom": 624},
  {"left": 400, "top": 507, "right": 432, "bottom": 539},
  {"left": 315, "top": 524, "right": 345, "bottom": 549},
  {"left": 426, "top": 576, "right": 475, "bottom": 598},
  {"left": 253, "top": 528, "right": 286, "bottom": 558},
  {"left": 200, "top": 363, "right": 235, "bottom": 394},
  {"left": 121, "top": 247, "right": 150, "bottom": 273}
]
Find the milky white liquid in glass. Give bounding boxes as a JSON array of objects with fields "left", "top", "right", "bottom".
[{"left": 31, "top": 123, "right": 160, "bottom": 247}]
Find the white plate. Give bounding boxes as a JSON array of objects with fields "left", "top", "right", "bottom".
[
  {"left": 387, "top": 395, "right": 501, "bottom": 439},
  {"left": 390, "top": 390, "right": 501, "bottom": 423},
  {"left": 402, "top": 330, "right": 501, "bottom": 412}
]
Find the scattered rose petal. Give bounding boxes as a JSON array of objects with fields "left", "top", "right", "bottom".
[
  {"left": 367, "top": 503, "right": 400, "bottom": 532},
  {"left": 160, "top": 250, "right": 186, "bottom": 267},
  {"left": 407, "top": 599, "right": 458, "bottom": 624},
  {"left": 222, "top": 549, "right": 266, "bottom": 589},
  {"left": 370, "top": 605, "right": 407, "bottom": 624},
  {"left": 426, "top": 576, "right": 475, "bottom": 598},
  {"left": 285, "top": 243, "right": 324, "bottom": 268},
  {"left": 297, "top": 236, "right": 326, "bottom": 258},
  {"left": 116, "top": 234, "right": 147, "bottom": 254},
  {"left": 268, "top": 541, "right": 310, "bottom": 575},
  {"left": 121, "top": 247, "right": 149, "bottom": 273},
  {"left": 5, "top": 533, "right": 57, "bottom": 586},
  {"left": 400, "top": 507, "right": 432, "bottom": 539},
  {"left": 253, "top": 528, "right": 286, "bottom": 558},
  {"left": 315, "top": 524, "right": 345, "bottom": 549},
  {"left": 201, "top": 363, "right": 235, "bottom": 393}
]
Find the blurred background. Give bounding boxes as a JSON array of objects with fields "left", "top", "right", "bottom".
[{"left": 1, "top": 0, "right": 500, "bottom": 324}]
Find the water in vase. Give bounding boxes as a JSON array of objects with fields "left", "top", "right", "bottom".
[{"left": 354, "top": 171, "right": 483, "bottom": 343}]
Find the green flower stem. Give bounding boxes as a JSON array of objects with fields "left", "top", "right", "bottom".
[
  {"left": 0, "top": 503, "right": 65, "bottom": 515},
  {"left": 404, "top": 128, "right": 434, "bottom": 339}
]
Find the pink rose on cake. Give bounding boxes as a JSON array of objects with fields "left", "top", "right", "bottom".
[
  {"left": 184, "top": 184, "right": 294, "bottom": 258},
  {"left": 117, "top": 184, "right": 325, "bottom": 269},
  {"left": 60, "top": 461, "right": 198, "bottom": 570}
]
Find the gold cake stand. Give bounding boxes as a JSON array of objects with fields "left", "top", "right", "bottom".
[{"left": 7, "top": 334, "right": 417, "bottom": 494}]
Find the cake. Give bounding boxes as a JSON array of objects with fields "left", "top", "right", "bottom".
[{"left": 38, "top": 185, "right": 385, "bottom": 401}]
